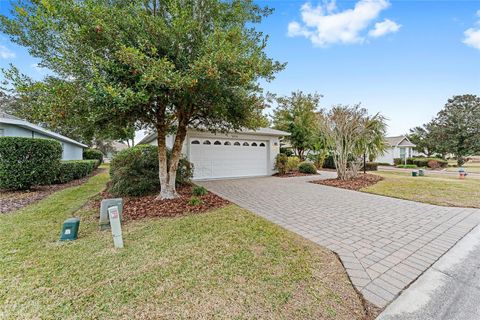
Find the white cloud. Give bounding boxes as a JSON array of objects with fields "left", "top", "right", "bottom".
[
  {"left": 0, "top": 45, "right": 15, "bottom": 59},
  {"left": 464, "top": 28, "right": 480, "bottom": 50},
  {"left": 368, "top": 19, "right": 401, "bottom": 37},
  {"left": 287, "top": 0, "right": 399, "bottom": 47},
  {"left": 463, "top": 10, "right": 480, "bottom": 50}
]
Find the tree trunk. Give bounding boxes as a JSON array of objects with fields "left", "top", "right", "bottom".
[
  {"left": 363, "top": 152, "right": 366, "bottom": 174},
  {"left": 155, "top": 115, "right": 189, "bottom": 200},
  {"left": 156, "top": 123, "right": 175, "bottom": 200}
]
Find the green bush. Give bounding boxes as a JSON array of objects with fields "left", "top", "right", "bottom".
[
  {"left": 393, "top": 158, "right": 403, "bottom": 166},
  {"left": 298, "top": 161, "right": 317, "bottom": 174},
  {"left": 362, "top": 162, "right": 379, "bottom": 171},
  {"left": 408, "top": 157, "right": 447, "bottom": 168},
  {"left": 274, "top": 153, "right": 288, "bottom": 175},
  {"left": 307, "top": 152, "right": 327, "bottom": 169},
  {"left": 396, "top": 164, "right": 418, "bottom": 169},
  {"left": 0, "top": 137, "right": 62, "bottom": 190},
  {"left": 109, "top": 145, "right": 193, "bottom": 197},
  {"left": 377, "top": 162, "right": 391, "bottom": 166},
  {"left": 192, "top": 185, "right": 208, "bottom": 196},
  {"left": 323, "top": 155, "right": 336, "bottom": 169},
  {"left": 279, "top": 147, "right": 293, "bottom": 157},
  {"left": 54, "top": 160, "right": 98, "bottom": 184},
  {"left": 286, "top": 156, "right": 300, "bottom": 172},
  {"left": 83, "top": 148, "right": 103, "bottom": 164},
  {"left": 188, "top": 196, "right": 203, "bottom": 206}
]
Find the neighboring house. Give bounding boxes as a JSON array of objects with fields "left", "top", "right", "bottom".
[
  {"left": 375, "top": 135, "right": 418, "bottom": 165},
  {"left": 138, "top": 128, "right": 289, "bottom": 180},
  {"left": 0, "top": 112, "right": 87, "bottom": 160},
  {"left": 105, "top": 141, "right": 129, "bottom": 159}
]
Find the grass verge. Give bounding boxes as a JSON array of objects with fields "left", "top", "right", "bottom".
[
  {"left": 0, "top": 171, "right": 368, "bottom": 319},
  {"left": 363, "top": 171, "right": 480, "bottom": 208}
]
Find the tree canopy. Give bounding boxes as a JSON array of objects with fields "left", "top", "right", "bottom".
[
  {"left": 272, "top": 91, "right": 323, "bottom": 160},
  {"left": 408, "top": 94, "right": 480, "bottom": 165},
  {"left": 1, "top": 0, "right": 284, "bottom": 199}
]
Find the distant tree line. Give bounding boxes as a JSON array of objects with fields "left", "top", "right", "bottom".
[{"left": 408, "top": 94, "right": 480, "bottom": 166}]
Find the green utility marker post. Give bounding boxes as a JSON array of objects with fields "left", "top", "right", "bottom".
[{"left": 60, "top": 217, "right": 80, "bottom": 241}]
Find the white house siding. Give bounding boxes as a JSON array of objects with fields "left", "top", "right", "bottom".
[
  {"left": 0, "top": 123, "right": 83, "bottom": 160},
  {"left": 147, "top": 130, "right": 281, "bottom": 179}
]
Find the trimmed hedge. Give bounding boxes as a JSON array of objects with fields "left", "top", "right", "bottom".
[
  {"left": 0, "top": 137, "right": 62, "bottom": 190},
  {"left": 407, "top": 157, "right": 447, "bottom": 168},
  {"left": 362, "top": 162, "right": 379, "bottom": 171},
  {"left": 83, "top": 148, "right": 103, "bottom": 164},
  {"left": 274, "top": 153, "right": 288, "bottom": 175},
  {"left": 110, "top": 145, "right": 193, "bottom": 197},
  {"left": 298, "top": 161, "right": 317, "bottom": 174},
  {"left": 396, "top": 164, "right": 418, "bottom": 169},
  {"left": 54, "top": 160, "right": 99, "bottom": 184}
]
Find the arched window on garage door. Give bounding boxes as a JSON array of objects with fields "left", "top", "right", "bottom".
[
  {"left": 214, "top": 140, "right": 221, "bottom": 145},
  {"left": 203, "top": 140, "right": 211, "bottom": 145},
  {"left": 259, "top": 142, "right": 266, "bottom": 147},
  {"left": 191, "top": 140, "right": 200, "bottom": 144},
  {"left": 243, "top": 142, "right": 249, "bottom": 146},
  {"left": 234, "top": 142, "right": 241, "bottom": 146},
  {"left": 251, "top": 142, "right": 258, "bottom": 146},
  {"left": 224, "top": 141, "right": 231, "bottom": 145}
]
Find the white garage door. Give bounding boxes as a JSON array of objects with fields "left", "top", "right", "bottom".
[{"left": 189, "top": 137, "right": 268, "bottom": 179}]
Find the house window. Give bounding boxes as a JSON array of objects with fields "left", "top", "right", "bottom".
[
  {"left": 224, "top": 141, "right": 231, "bottom": 145},
  {"left": 243, "top": 142, "right": 249, "bottom": 146},
  {"left": 259, "top": 142, "right": 266, "bottom": 147},
  {"left": 0, "top": 129, "right": 4, "bottom": 137},
  {"left": 191, "top": 140, "right": 200, "bottom": 144},
  {"left": 399, "top": 147, "right": 406, "bottom": 159},
  {"left": 203, "top": 140, "right": 211, "bottom": 145},
  {"left": 214, "top": 140, "right": 221, "bottom": 145},
  {"left": 251, "top": 142, "right": 257, "bottom": 146},
  {"left": 234, "top": 142, "right": 241, "bottom": 146}
]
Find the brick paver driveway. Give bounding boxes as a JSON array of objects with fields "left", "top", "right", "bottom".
[{"left": 198, "top": 172, "right": 480, "bottom": 308}]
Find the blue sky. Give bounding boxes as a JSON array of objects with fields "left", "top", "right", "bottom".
[{"left": 1, "top": 0, "right": 479, "bottom": 136}]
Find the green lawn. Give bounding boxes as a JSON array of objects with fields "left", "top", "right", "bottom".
[
  {"left": 0, "top": 172, "right": 367, "bottom": 319},
  {"left": 363, "top": 171, "right": 480, "bottom": 208},
  {"left": 445, "top": 161, "right": 480, "bottom": 173}
]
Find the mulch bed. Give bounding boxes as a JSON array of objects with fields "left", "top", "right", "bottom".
[
  {"left": 0, "top": 168, "right": 106, "bottom": 214},
  {"left": 97, "top": 184, "right": 230, "bottom": 220},
  {"left": 274, "top": 171, "right": 319, "bottom": 178},
  {"left": 311, "top": 173, "right": 383, "bottom": 191}
]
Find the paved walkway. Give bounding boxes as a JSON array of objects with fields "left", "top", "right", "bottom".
[
  {"left": 198, "top": 172, "right": 480, "bottom": 308},
  {"left": 378, "top": 224, "right": 480, "bottom": 320}
]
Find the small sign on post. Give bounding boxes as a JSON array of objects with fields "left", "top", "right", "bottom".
[
  {"left": 100, "top": 198, "right": 123, "bottom": 230},
  {"left": 108, "top": 205, "right": 124, "bottom": 249}
]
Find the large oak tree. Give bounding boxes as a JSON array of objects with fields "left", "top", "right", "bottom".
[{"left": 1, "top": 0, "right": 283, "bottom": 199}]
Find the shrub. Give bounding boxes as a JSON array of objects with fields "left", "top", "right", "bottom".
[
  {"left": 274, "top": 153, "right": 288, "bottom": 175},
  {"left": 0, "top": 137, "right": 62, "bottom": 190},
  {"left": 188, "top": 196, "right": 203, "bottom": 206},
  {"left": 393, "top": 158, "right": 403, "bottom": 166},
  {"left": 286, "top": 156, "right": 300, "bottom": 172},
  {"left": 307, "top": 152, "right": 327, "bottom": 169},
  {"left": 377, "top": 162, "right": 391, "bottom": 166},
  {"left": 396, "top": 164, "right": 418, "bottom": 169},
  {"left": 362, "top": 162, "right": 379, "bottom": 171},
  {"left": 323, "top": 155, "right": 336, "bottom": 169},
  {"left": 54, "top": 160, "right": 98, "bottom": 184},
  {"left": 427, "top": 160, "right": 440, "bottom": 169},
  {"left": 279, "top": 147, "right": 293, "bottom": 157},
  {"left": 83, "top": 148, "right": 103, "bottom": 164},
  {"left": 192, "top": 185, "right": 208, "bottom": 196},
  {"left": 109, "top": 145, "right": 193, "bottom": 196},
  {"left": 407, "top": 157, "right": 448, "bottom": 168},
  {"left": 298, "top": 161, "right": 317, "bottom": 174}
]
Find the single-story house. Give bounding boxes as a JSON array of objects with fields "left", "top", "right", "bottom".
[
  {"left": 104, "top": 141, "right": 129, "bottom": 160},
  {"left": 375, "top": 135, "right": 418, "bottom": 165},
  {"left": 138, "top": 128, "right": 289, "bottom": 180},
  {"left": 0, "top": 112, "right": 87, "bottom": 160}
]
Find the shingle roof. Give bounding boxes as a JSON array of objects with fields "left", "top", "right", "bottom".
[
  {"left": 0, "top": 113, "right": 88, "bottom": 148},
  {"left": 138, "top": 127, "right": 290, "bottom": 145},
  {"left": 385, "top": 135, "right": 416, "bottom": 147}
]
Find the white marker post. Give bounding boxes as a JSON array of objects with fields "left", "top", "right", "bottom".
[{"left": 108, "top": 206, "right": 124, "bottom": 249}]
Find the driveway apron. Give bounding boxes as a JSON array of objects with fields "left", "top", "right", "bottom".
[{"left": 198, "top": 173, "right": 480, "bottom": 308}]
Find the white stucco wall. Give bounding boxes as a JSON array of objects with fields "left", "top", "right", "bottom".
[
  {"left": 375, "top": 146, "right": 416, "bottom": 165},
  {"left": 0, "top": 123, "right": 83, "bottom": 160},
  {"left": 147, "top": 130, "right": 281, "bottom": 176}
]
